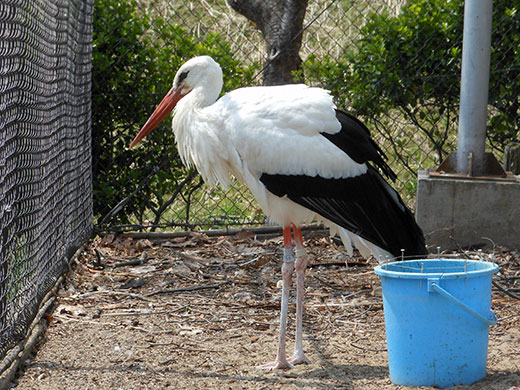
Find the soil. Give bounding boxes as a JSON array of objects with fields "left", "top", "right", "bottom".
[{"left": 11, "top": 232, "right": 520, "bottom": 390}]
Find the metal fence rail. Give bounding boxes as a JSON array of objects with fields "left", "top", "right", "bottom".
[
  {"left": 0, "top": 0, "right": 93, "bottom": 358},
  {"left": 92, "top": 0, "right": 519, "bottom": 232}
]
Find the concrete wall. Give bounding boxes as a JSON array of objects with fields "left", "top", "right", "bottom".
[{"left": 416, "top": 171, "right": 520, "bottom": 251}]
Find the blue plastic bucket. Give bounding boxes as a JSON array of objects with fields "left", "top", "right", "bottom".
[{"left": 374, "top": 259, "right": 498, "bottom": 388}]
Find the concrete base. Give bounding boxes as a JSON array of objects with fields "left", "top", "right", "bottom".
[{"left": 416, "top": 170, "right": 520, "bottom": 251}]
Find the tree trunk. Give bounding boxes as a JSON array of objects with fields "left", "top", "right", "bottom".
[{"left": 227, "top": 0, "right": 308, "bottom": 86}]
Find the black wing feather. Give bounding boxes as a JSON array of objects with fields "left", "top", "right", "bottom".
[
  {"left": 322, "top": 110, "right": 397, "bottom": 181},
  {"left": 260, "top": 168, "right": 427, "bottom": 258},
  {"left": 259, "top": 110, "right": 426, "bottom": 258}
]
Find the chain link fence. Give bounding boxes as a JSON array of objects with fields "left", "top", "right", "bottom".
[
  {"left": 92, "top": 0, "right": 518, "bottom": 233},
  {"left": 0, "top": 0, "right": 93, "bottom": 359}
]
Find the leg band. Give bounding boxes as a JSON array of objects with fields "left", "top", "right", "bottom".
[
  {"left": 283, "top": 247, "right": 295, "bottom": 263},
  {"left": 295, "top": 247, "right": 306, "bottom": 259}
]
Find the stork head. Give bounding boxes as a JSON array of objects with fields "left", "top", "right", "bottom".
[{"left": 130, "top": 56, "right": 223, "bottom": 148}]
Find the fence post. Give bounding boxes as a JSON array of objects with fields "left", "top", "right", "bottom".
[{"left": 456, "top": 0, "right": 493, "bottom": 175}]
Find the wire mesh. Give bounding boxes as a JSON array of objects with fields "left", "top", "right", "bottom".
[
  {"left": 0, "top": 0, "right": 93, "bottom": 359},
  {"left": 92, "top": 0, "right": 519, "bottom": 233}
]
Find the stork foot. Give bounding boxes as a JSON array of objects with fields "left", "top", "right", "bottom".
[
  {"left": 257, "top": 358, "right": 294, "bottom": 370},
  {"left": 289, "top": 351, "right": 311, "bottom": 365}
]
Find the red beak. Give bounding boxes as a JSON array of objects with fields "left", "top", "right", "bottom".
[{"left": 130, "top": 87, "right": 184, "bottom": 148}]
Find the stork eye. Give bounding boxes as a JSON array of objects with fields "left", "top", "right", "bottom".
[{"left": 178, "top": 71, "right": 189, "bottom": 82}]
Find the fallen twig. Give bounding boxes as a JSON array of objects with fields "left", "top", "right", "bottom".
[
  {"left": 71, "top": 289, "right": 157, "bottom": 302},
  {"left": 493, "top": 280, "right": 520, "bottom": 300},
  {"left": 147, "top": 281, "right": 231, "bottom": 296},
  {"left": 53, "top": 314, "right": 174, "bottom": 334},
  {"left": 104, "top": 309, "right": 181, "bottom": 317},
  {"left": 312, "top": 274, "right": 340, "bottom": 290},
  {"left": 350, "top": 342, "right": 386, "bottom": 353},
  {"left": 113, "top": 252, "right": 148, "bottom": 268},
  {"left": 174, "top": 251, "right": 212, "bottom": 264}
]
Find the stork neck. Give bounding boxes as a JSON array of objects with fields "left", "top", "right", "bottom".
[
  {"left": 185, "top": 87, "right": 216, "bottom": 109},
  {"left": 171, "top": 93, "right": 209, "bottom": 169},
  {"left": 170, "top": 92, "right": 230, "bottom": 188}
]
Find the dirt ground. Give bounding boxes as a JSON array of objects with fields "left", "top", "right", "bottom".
[{"left": 11, "top": 231, "right": 520, "bottom": 389}]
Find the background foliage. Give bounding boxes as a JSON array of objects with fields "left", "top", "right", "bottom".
[
  {"left": 302, "top": 0, "right": 518, "bottom": 177},
  {"left": 92, "top": 0, "right": 259, "bottom": 228},
  {"left": 92, "top": 0, "right": 519, "bottom": 230}
]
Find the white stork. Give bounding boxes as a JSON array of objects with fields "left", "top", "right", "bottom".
[{"left": 130, "top": 56, "right": 427, "bottom": 370}]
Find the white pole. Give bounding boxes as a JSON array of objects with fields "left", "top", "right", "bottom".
[{"left": 456, "top": 0, "right": 493, "bottom": 175}]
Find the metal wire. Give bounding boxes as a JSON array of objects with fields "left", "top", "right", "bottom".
[{"left": 0, "top": 0, "right": 93, "bottom": 359}]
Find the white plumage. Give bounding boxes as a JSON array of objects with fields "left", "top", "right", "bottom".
[
  {"left": 162, "top": 58, "right": 367, "bottom": 249},
  {"left": 130, "top": 55, "right": 426, "bottom": 369},
  {"left": 178, "top": 82, "right": 364, "bottom": 181}
]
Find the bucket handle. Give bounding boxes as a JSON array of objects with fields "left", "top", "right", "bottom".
[{"left": 428, "top": 279, "right": 497, "bottom": 326}]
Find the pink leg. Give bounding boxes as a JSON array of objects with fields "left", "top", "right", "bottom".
[
  {"left": 289, "top": 225, "right": 311, "bottom": 365},
  {"left": 258, "top": 226, "right": 294, "bottom": 370}
]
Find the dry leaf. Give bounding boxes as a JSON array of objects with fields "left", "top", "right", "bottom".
[{"left": 56, "top": 304, "right": 87, "bottom": 317}]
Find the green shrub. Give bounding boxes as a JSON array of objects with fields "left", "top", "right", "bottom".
[
  {"left": 92, "top": 0, "right": 259, "bottom": 227},
  {"left": 302, "top": 0, "right": 519, "bottom": 161}
]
